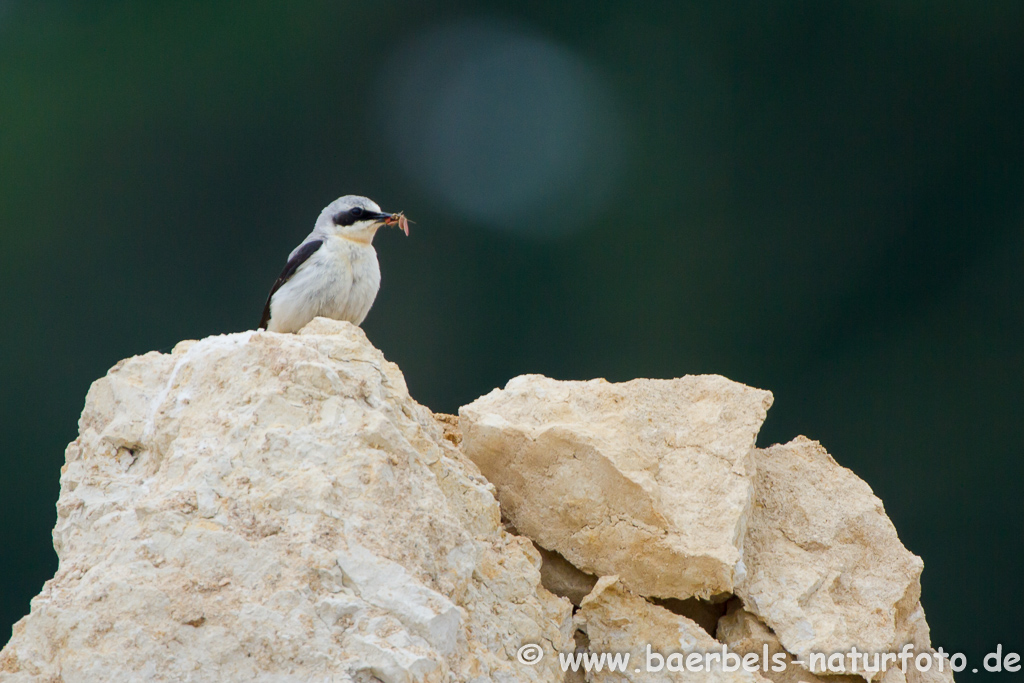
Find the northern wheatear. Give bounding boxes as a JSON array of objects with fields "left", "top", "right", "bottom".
[{"left": 258, "top": 195, "right": 409, "bottom": 333}]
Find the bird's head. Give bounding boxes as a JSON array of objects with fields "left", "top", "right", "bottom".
[{"left": 315, "top": 195, "right": 408, "bottom": 244}]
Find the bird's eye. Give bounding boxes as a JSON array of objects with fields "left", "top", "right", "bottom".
[{"left": 349, "top": 207, "right": 364, "bottom": 218}]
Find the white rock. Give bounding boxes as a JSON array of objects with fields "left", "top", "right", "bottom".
[
  {"left": 336, "top": 543, "right": 461, "bottom": 655},
  {"left": 0, "top": 318, "right": 571, "bottom": 683},
  {"left": 459, "top": 374, "right": 773, "bottom": 599},
  {"left": 737, "top": 437, "right": 933, "bottom": 680},
  {"left": 0, "top": 322, "right": 951, "bottom": 683},
  {"left": 716, "top": 606, "right": 839, "bottom": 683},
  {"left": 575, "top": 576, "right": 772, "bottom": 683}
]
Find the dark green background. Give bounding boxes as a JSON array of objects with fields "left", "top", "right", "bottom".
[{"left": 2, "top": 0, "right": 1021, "bottom": 671}]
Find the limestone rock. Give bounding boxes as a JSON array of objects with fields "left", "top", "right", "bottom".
[
  {"left": 736, "top": 437, "right": 929, "bottom": 680},
  {"left": 459, "top": 374, "right": 773, "bottom": 599},
  {"left": 0, "top": 319, "right": 572, "bottom": 683},
  {"left": 881, "top": 600, "right": 955, "bottom": 683},
  {"left": 575, "top": 576, "right": 772, "bottom": 683},
  {"left": 0, "top": 320, "right": 951, "bottom": 683},
  {"left": 716, "top": 605, "right": 859, "bottom": 683}
]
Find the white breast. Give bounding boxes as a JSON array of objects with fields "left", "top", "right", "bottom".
[{"left": 267, "top": 236, "right": 381, "bottom": 333}]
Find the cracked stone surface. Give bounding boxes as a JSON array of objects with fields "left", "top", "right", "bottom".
[
  {"left": 0, "top": 319, "right": 572, "bottom": 683},
  {"left": 717, "top": 605, "right": 861, "bottom": 683},
  {"left": 575, "top": 576, "right": 772, "bottom": 683},
  {"left": 737, "top": 437, "right": 943, "bottom": 681},
  {"left": 459, "top": 374, "right": 773, "bottom": 599}
]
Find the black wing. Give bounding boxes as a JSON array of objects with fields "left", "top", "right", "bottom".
[{"left": 258, "top": 239, "right": 324, "bottom": 330}]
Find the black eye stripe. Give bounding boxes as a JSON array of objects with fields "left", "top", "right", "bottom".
[
  {"left": 333, "top": 209, "right": 361, "bottom": 226},
  {"left": 332, "top": 207, "right": 385, "bottom": 227}
]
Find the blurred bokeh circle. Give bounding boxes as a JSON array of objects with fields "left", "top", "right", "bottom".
[{"left": 374, "top": 19, "right": 624, "bottom": 238}]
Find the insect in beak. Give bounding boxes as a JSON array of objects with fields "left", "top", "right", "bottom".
[{"left": 384, "top": 212, "right": 411, "bottom": 236}]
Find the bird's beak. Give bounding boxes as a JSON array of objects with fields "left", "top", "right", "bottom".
[{"left": 383, "top": 212, "right": 411, "bottom": 236}]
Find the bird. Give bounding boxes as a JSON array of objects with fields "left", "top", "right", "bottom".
[{"left": 259, "top": 195, "right": 409, "bottom": 333}]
